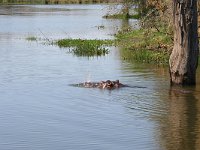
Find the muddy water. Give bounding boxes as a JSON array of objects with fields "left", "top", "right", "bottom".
[{"left": 0, "top": 4, "right": 200, "bottom": 150}]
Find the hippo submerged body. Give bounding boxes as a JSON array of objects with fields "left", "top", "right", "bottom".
[{"left": 75, "top": 80, "right": 127, "bottom": 89}]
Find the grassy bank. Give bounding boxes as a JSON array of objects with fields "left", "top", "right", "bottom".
[
  {"left": 56, "top": 39, "right": 114, "bottom": 56},
  {"left": 115, "top": 28, "right": 173, "bottom": 64}
]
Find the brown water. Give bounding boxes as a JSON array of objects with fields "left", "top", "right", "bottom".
[{"left": 0, "top": 4, "right": 200, "bottom": 150}]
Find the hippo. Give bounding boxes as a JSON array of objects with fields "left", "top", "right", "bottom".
[{"left": 74, "top": 80, "right": 126, "bottom": 89}]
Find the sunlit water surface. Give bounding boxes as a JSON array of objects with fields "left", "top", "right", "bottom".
[{"left": 0, "top": 4, "right": 200, "bottom": 150}]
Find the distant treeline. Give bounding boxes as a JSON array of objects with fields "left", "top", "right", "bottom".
[{"left": 0, "top": 0, "right": 121, "bottom": 4}]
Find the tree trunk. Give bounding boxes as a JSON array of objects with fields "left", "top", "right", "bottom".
[{"left": 169, "top": 0, "right": 199, "bottom": 85}]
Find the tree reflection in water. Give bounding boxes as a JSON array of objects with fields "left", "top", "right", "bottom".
[{"left": 163, "top": 86, "right": 200, "bottom": 150}]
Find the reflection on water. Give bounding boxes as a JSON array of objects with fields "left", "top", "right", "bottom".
[
  {"left": 165, "top": 87, "right": 199, "bottom": 150},
  {"left": 0, "top": 4, "right": 200, "bottom": 150}
]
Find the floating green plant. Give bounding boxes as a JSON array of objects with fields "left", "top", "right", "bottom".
[
  {"left": 103, "top": 13, "right": 140, "bottom": 20},
  {"left": 56, "top": 39, "right": 114, "bottom": 56},
  {"left": 26, "top": 36, "right": 37, "bottom": 41}
]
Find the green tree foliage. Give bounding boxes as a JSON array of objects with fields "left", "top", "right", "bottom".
[{"left": 136, "top": 0, "right": 173, "bottom": 52}]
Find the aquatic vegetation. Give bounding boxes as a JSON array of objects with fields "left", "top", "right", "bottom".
[
  {"left": 130, "top": 50, "right": 169, "bottom": 64},
  {"left": 116, "top": 29, "right": 172, "bottom": 64},
  {"left": 103, "top": 13, "right": 140, "bottom": 20},
  {"left": 96, "top": 25, "right": 105, "bottom": 29},
  {"left": 26, "top": 36, "right": 37, "bottom": 41},
  {"left": 56, "top": 39, "right": 114, "bottom": 57}
]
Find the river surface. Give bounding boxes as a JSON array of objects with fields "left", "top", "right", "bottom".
[{"left": 0, "top": 4, "right": 200, "bottom": 150}]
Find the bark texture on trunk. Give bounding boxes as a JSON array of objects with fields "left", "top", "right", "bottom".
[{"left": 169, "top": 0, "right": 199, "bottom": 85}]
